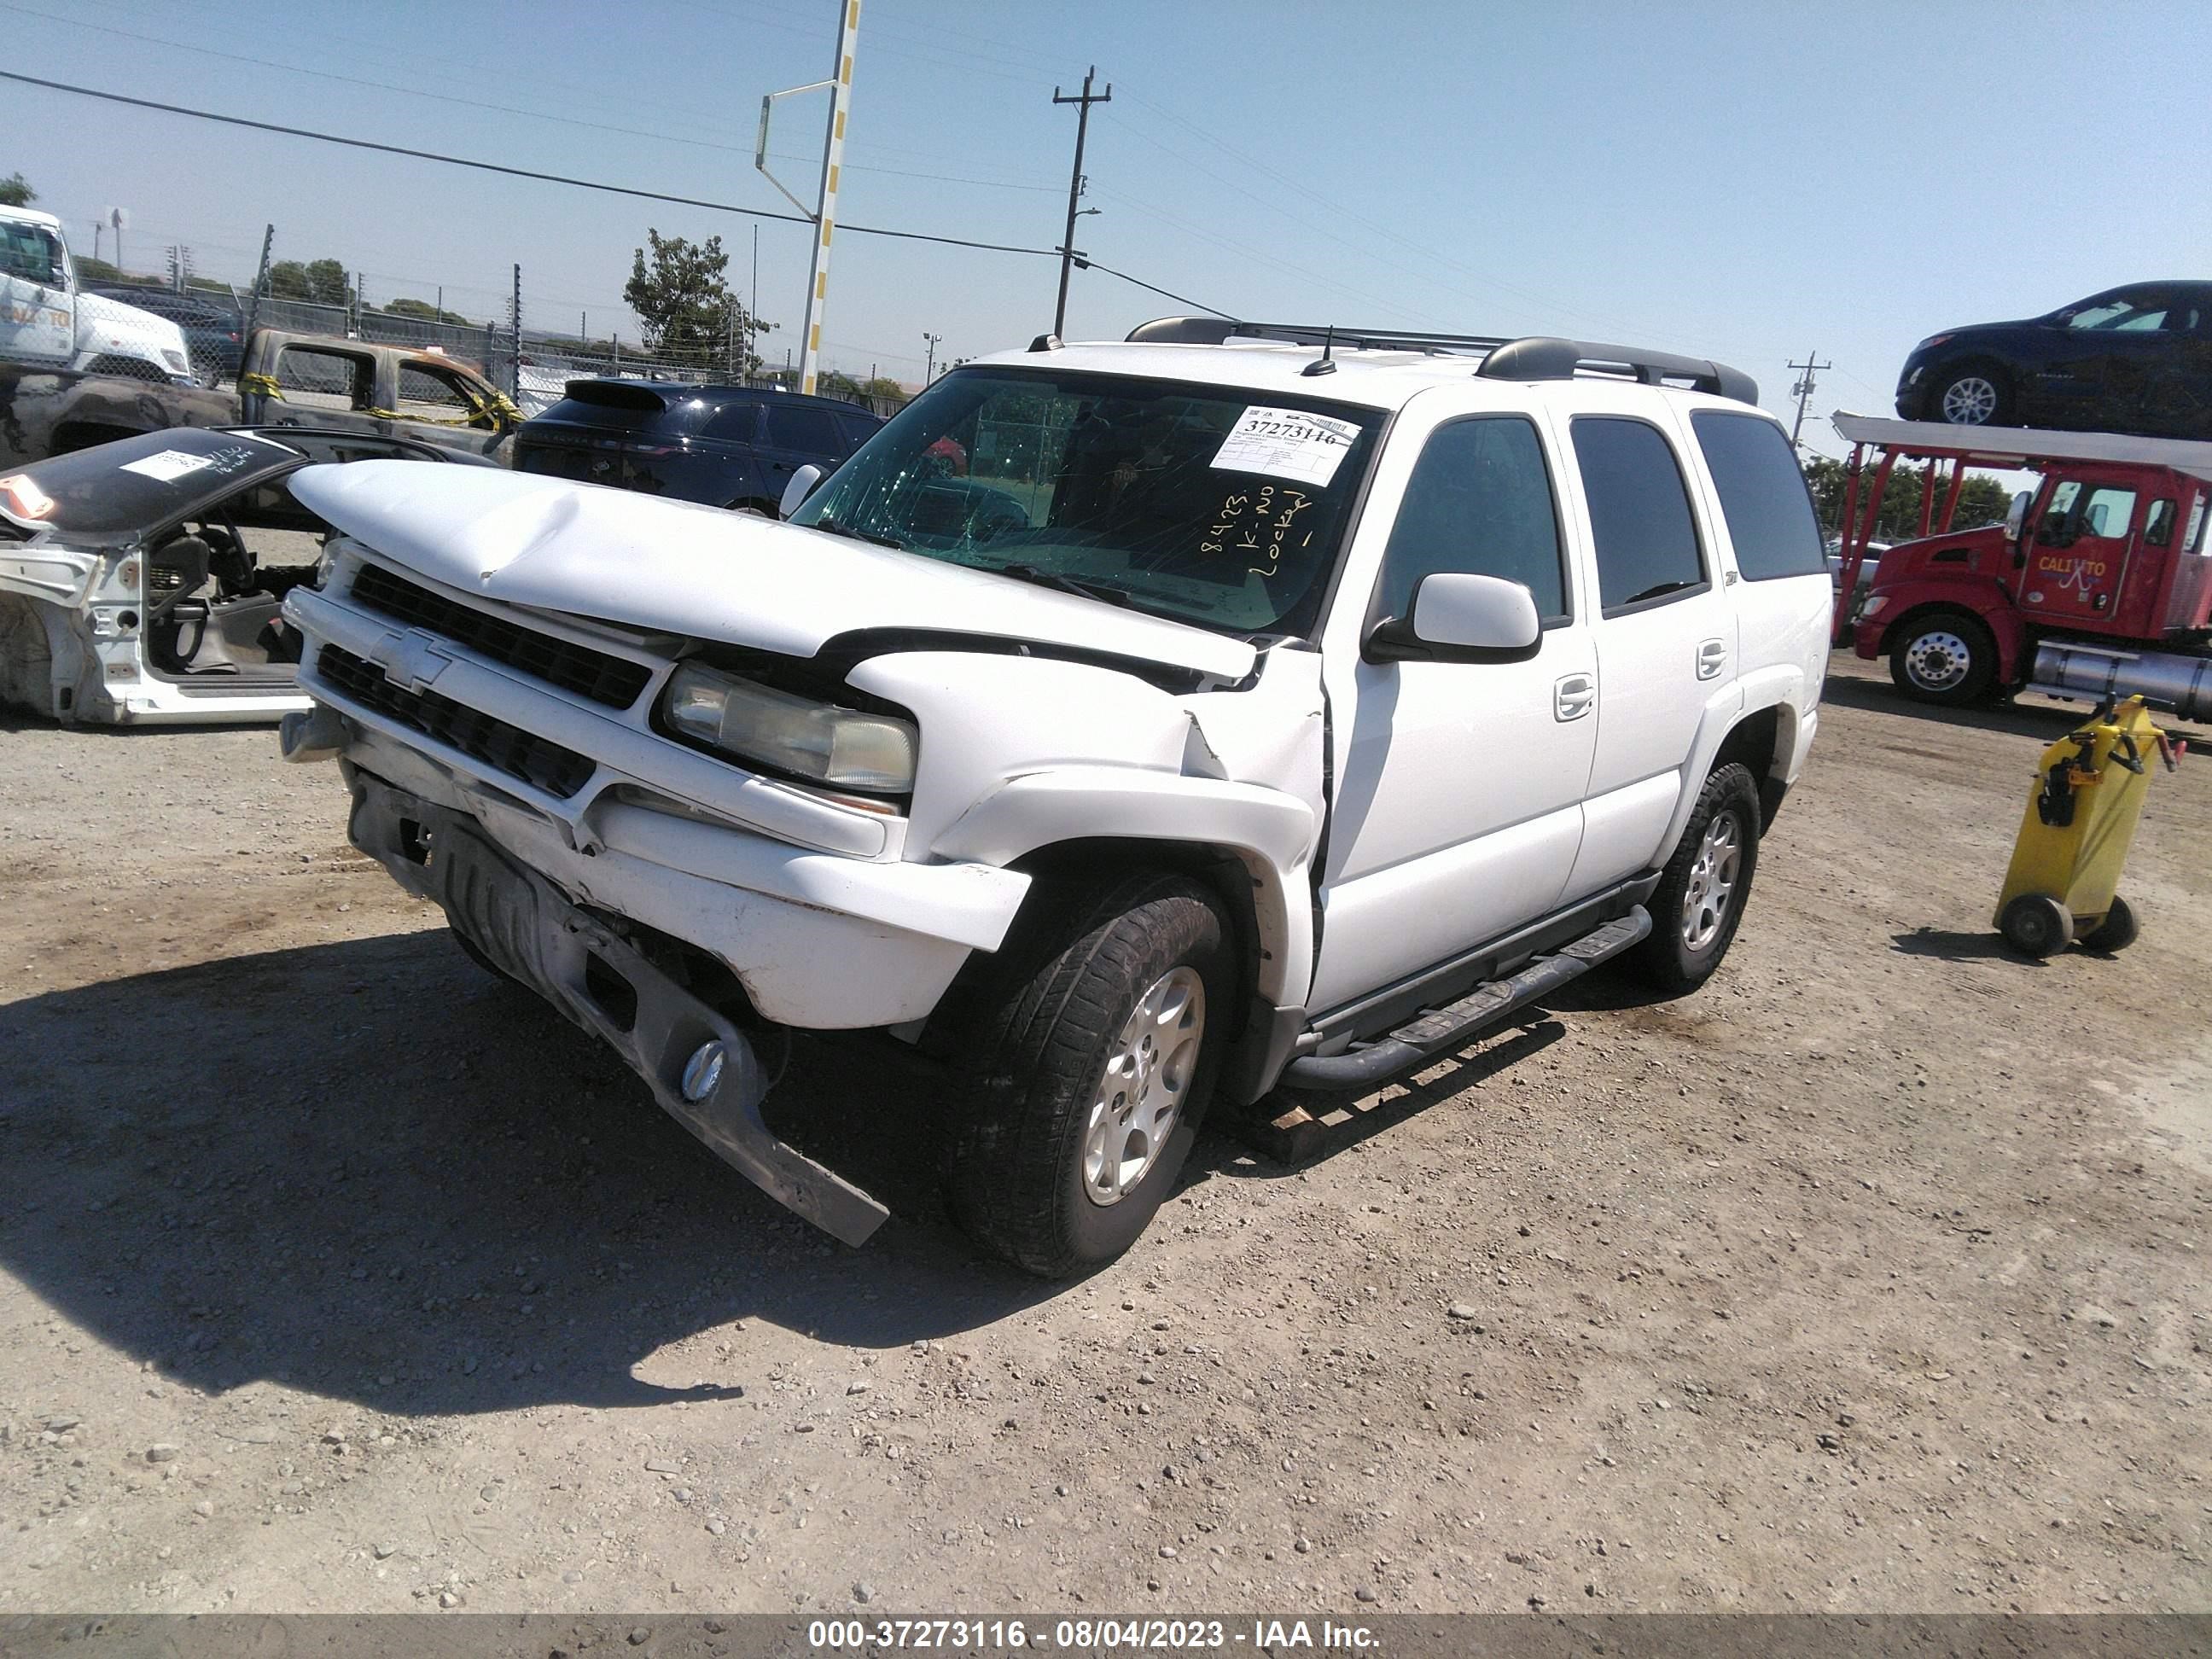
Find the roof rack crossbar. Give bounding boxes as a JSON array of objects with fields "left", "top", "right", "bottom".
[{"left": 1123, "top": 317, "right": 1758, "bottom": 404}]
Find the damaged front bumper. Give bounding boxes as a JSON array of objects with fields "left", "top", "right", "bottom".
[{"left": 347, "top": 767, "right": 890, "bottom": 1246}]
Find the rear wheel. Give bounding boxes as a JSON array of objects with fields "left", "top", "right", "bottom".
[
  {"left": 943, "top": 875, "right": 1231, "bottom": 1278},
  {"left": 2082, "top": 894, "right": 2139, "bottom": 953},
  {"left": 1930, "top": 364, "right": 2011, "bottom": 427},
  {"left": 1889, "top": 610, "right": 1997, "bottom": 706},
  {"left": 1626, "top": 762, "right": 1762, "bottom": 994}
]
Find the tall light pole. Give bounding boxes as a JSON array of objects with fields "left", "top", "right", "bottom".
[
  {"left": 755, "top": 1, "right": 862, "bottom": 396},
  {"left": 922, "top": 330, "right": 940, "bottom": 384}
]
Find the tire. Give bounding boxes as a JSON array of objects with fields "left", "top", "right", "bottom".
[
  {"left": 2000, "top": 893, "right": 2073, "bottom": 958},
  {"left": 943, "top": 875, "right": 1232, "bottom": 1278},
  {"left": 2082, "top": 894, "right": 2139, "bottom": 953},
  {"left": 1625, "top": 762, "right": 1762, "bottom": 995},
  {"left": 1889, "top": 609, "right": 1998, "bottom": 706},
  {"left": 1929, "top": 363, "right": 2012, "bottom": 427}
]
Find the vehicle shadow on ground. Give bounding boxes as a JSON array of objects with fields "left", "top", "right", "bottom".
[
  {"left": 1820, "top": 675, "right": 2211, "bottom": 748},
  {"left": 0, "top": 932, "right": 1074, "bottom": 1418},
  {"left": 1210, "top": 1019, "right": 1567, "bottom": 1173}
]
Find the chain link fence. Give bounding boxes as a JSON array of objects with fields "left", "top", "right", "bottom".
[{"left": 92, "top": 279, "right": 907, "bottom": 420}]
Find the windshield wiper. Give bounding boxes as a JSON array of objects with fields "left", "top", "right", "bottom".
[
  {"left": 812, "top": 515, "right": 903, "bottom": 551},
  {"left": 1621, "top": 579, "right": 1699, "bottom": 604},
  {"left": 991, "top": 562, "right": 1135, "bottom": 608}
]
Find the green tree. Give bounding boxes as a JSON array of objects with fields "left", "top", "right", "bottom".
[
  {"left": 862, "top": 375, "right": 906, "bottom": 405},
  {"left": 1802, "top": 454, "right": 2012, "bottom": 541},
  {"left": 0, "top": 172, "right": 33, "bottom": 207},
  {"left": 623, "top": 229, "right": 763, "bottom": 371},
  {"left": 381, "top": 296, "right": 473, "bottom": 327},
  {"left": 267, "top": 257, "right": 350, "bottom": 306}
]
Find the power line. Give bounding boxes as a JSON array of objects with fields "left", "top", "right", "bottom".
[
  {"left": 2, "top": 71, "right": 1233, "bottom": 320},
  {"left": 3, "top": 1, "right": 1059, "bottom": 196},
  {"left": 1074, "top": 258, "right": 1231, "bottom": 320},
  {"left": 0, "top": 73, "right": 1054, "bottom": 257}
]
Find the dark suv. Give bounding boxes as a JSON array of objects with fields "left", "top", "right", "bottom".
[
  {"left": 1895, "top": 282, "right": 2212, "bottom": 438},
  {"left": 513, "top": 381, "right": 884, "bottom": 512}
]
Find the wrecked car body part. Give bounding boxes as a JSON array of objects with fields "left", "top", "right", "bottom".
[
  {"left": 0, "top": 427, "right": 501, "bottom": 725},
  {"left": 345, "top": 770, "right": 887, "bottom": 1247}
]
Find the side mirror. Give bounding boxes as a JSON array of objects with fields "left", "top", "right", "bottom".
[
  {"left": 2005, "top": 489, "right": 2034, "bottom": 542},
  {"left": 778, "top": 463, "right": 824, "bottom": 520},
  {"left": 1365, "top": 571, "right": 1542, "bottom": 663}
]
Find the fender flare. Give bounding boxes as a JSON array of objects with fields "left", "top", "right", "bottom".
[{"left": 933, "top": 765, "right": 1318, "bottom": 1007}]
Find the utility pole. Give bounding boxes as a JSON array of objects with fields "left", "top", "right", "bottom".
[
  {"left": 508, "top": 264, "right": 522, "bottom": 398},
  {"left": 1788, "top": 350, "right": 1831, "bottom": 446},
  {"left": 1051, "top": 66, "right": 1110, "bottom": 339},
  {"left": 921, "top": 331, "right": 940, "bottom": 384}
]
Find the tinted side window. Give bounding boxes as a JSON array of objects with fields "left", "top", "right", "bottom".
[
  {"left": 1570, "top": 417, "right": 1705, "bottom": 614},
  {"left": 1691, "top": 411, "right": 1825, "bottom": 581},
  {"left": 761, "top": 405, "right": 845, "bottom": 454},
  {"left": 701, "top": 400, "right": 760, "bottom": 442},
  {"left": 835, "top": 412, "right": 881, "bottom": 454},
  {"left": 1376, "top": 416, "right": 1567, "bottom": 623}
]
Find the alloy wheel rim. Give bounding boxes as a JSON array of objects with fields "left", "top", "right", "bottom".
[
  {"left": 1680, "top": 812, "right": 1743, "bottom": 952},
  {"left": 1941, "top": 376, "right": 1998, "bottom": 424},
  {"left": 1906, "top": 630, "right": 1972, "bottom": 691},
  {"left": 1081, "top": 966, "right": 1204, "bottom": 1208}
]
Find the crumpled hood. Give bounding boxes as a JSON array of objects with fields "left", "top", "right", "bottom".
[{"left": 289, "top": 461, "right": 1257, "bottom": 680}]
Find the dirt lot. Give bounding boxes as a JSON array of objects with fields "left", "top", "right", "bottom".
[{"left": 2, "top": 653, "right": 2208, "bottom": 1618}]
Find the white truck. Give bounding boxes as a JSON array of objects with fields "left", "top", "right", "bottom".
[
  {"left": 277, "top": 319, "right": 1831, "bottom": 1275},
  {"left": 2, "top": 206, "right": 197, "bottom": 388}
]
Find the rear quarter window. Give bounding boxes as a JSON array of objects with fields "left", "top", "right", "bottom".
[{"left": 1690, "top": 411, "right": 1825, "bottom": 581}]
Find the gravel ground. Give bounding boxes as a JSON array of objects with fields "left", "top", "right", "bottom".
[{"left": 1, "top": 653, "right": 2207, "bottom": 1617}]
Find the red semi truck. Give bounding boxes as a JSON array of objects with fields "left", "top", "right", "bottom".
[{"left": 1836, "top": 413, "right": 2212, "bottom": 719}]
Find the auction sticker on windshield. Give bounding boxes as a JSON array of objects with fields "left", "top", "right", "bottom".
[
  {"left": 118, "top": 450, "right": 218, "bottom": 484},
  {"left": 1210, "top": 406, "right": 1360, "bottom": 487}
]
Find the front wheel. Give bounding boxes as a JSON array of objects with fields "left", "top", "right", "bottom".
[
  {"left": 2000, "top": 893, "right": 2073, "bottom": 958},
  {"left": 1889, "top": 610, "right": 1998, "bottom": 706},
  {"left": 1625, "top": 762, "right": 1762, "bottom": 994},
  {"left": 943, "top": 876, "right": 1231, "bottom": 1278}
]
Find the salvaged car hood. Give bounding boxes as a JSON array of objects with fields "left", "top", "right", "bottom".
[{"left": 289, "top": 462, "right": 1259, "bottom": 679}]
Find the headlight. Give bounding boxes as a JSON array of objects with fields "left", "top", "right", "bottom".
[
  {"left": 160, "top": 349, "right": 189, "bottom": 372},
  {"left": 662, "top": 663, "right": 916, "bottom": 793},
  {"left": 1859, "top": 595, "right": 1889, "bottom": 619}
]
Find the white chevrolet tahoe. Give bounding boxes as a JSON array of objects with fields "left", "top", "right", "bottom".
[{"left": 277, "top": 319, "right": 1831, "bottom": 1275}]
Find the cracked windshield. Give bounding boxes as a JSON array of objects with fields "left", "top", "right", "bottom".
[{"left": 792, "top": 368, "right": 1382, "bottom": 635}]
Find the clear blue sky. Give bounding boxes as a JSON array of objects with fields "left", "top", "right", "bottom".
[{"left": 9, "top": 0, "right": 2211, "bottom": 450}]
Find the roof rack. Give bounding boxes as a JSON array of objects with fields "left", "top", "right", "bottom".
[{"left": 1123, "top": 317, "right": 1759, "bottom": 405}]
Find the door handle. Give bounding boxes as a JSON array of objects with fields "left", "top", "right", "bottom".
[
  {"left": 1554, "top": 672, "right": 1594, "bottom": 722},
  {"left": 1696, "top": 637, "right": 1728, "bottom": 681}
]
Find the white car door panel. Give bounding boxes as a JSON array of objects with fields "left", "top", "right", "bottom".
[
  {"left": 1310, "top": 800, "right": 1581, "bottom": 1010},
  {"left": 1313, "top": 396, "right": 1596, "bottom": 1014}
]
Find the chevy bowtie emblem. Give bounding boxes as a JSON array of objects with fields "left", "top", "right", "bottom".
[{"left": 368, "top": 629, "right": 452, "bottom": 695}]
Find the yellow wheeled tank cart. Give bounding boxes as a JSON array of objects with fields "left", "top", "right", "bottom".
[{"left": 1995, "top": 696, "right": 2179, "bottom": 957}]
